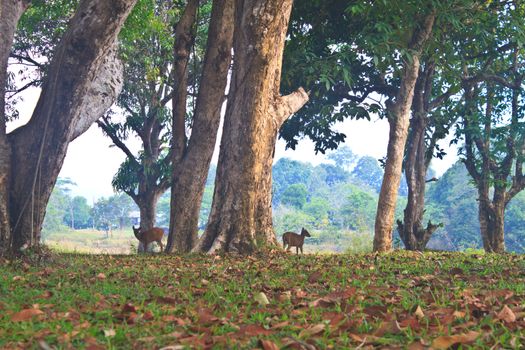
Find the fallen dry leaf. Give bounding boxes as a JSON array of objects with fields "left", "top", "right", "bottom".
[
  {"left": 497, "top": 305, "right": 516, "bottom": 323},
  {"left": 449, "top": 267, "right": 464, "bottom": 275},
  {"left": 299, "top": 323, "right": 325, "bottom": 337},
  {"left": 278, "top": 291, "right": 291, "bottom": 302},
  {"left": 307, "top": 271, "right": 322, "bottom": 283},
  {"left": 96, "top": 273, "right": 106, "bottom": 280},
  {"left": 103, "top": 329, "right": 116, "bottom": 337},
  {"left": 432, "top": 331, "right": 480, "bottom": 349},
  {"left": 281, "top": 337, "right": 317, "bottom": 350},
  {"left": 414, "top": 305, "right": 425, "bottom": 319},
  {"left": 143, "top": 310, "right": 154, "bottom": 320},
  {"left": 11, "top": 308, "right": 44, "bottom": 322},
  {"left": 308, "top": 297, "right": 335, "bottom": 308},
  {"left": 453, "top": 310, "right": 466, "bottom": 319},
  {"left": 407, "top": 341, "right": 425, "bottom": 350},
  {"left": 197, "top": 307, "right": 218, "bottom": 324},
  {"left": 237, "top": 324, "right": 273, "bottom": 336},
  {"left": 254, "top": 292, "right": 270, "bottom": 305},
  {"left": 259, "top": 339, "right": 280, "bottom": 350},
  {"left": 122, "top": 303, "right": 137, "bottom": 313}
]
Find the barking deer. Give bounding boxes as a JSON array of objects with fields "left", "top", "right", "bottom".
[
  {"left": 132, "top": 226, "right": 164, "bottom": 253},
  {"left": 282, "top": 227, "right": 311, "bottom": 254}
]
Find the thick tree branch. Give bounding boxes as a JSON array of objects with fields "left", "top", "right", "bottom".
[
  {"left": 275, "top": 87, "right": 310, "bottom": 126},
  {"left": 9, "top": 53, "right": 44, "bottom": 69},
  {"left": 96, "top": 118, "right": 138, "bottom": 166},
  {"left": 6, "top": 78, "right": 41, "bottom": 97}
]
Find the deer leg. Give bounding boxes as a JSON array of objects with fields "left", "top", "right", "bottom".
[
  {"left": 296, "top": 246, "right": 299, "bottom": 254},
  {"left": 300, "top": 246, "right": 303, "bottom": 254},
  {"left": 158, "top": 240, "right": 164, "bottom": 253}
]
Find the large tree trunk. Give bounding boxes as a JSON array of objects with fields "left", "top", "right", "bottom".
[
  {"left": 373, "top": 12, "right": 435, "bottom": 252},
  {"left": 196, "top": 0, "right": 308, "bottom": 254},
  {"left": 171, "top": 0, "right": 198, "bottom": 166},
  {"left": 478, "top": 183, "right": 507, "bottom": 253},
  {"left": 398, "top": 115, "right": 428, "bottom": 250},
  {"left": 6, "top": 0, "right": 136, "bottom": 251},
  {"left": 138, "top": 193, "right": 159, "bottom": 231},
  {"left": 136, "top": 191, "right": 160, "bottom": 253},
  {"left": 397, "top": 62, "right": 449, "bottom": 251},
  {"left": 0, "top": 0, "right": 31, "bottom": 253},
  {"left": 166, "top": 0, "right": 234, "bottom": 253},
  {"left": 478, "top": 197, "right": 505, "bottom": 253}
]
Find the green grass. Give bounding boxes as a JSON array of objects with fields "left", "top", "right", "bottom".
[
  {"left": 1, "top": 251, "right": 524, "bottom": 349},
  {"left": 42, "top": 229, "right": 139, "bottom": 254}
]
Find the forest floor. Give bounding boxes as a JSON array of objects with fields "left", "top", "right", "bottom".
[{"left": 1, "top": 250, "right": 524, "bottom": 349}]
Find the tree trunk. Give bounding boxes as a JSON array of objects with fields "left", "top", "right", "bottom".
[
  {"left": 136, "top": 192, "right": 160, "bottom": 253},
  {"left": 6, "top": 0, "right": 136, "bottom": 251},
  {"left": 138, "top": 195, "right": 158, "bottom": 230},
  {"left": 399, "top": 115, "right": 427, "bottom": 250},
  {"left": 0, "top": 0, "right": 31, "bottom": 253},
  {"left": 171, "top": 0, "right": 198, "bottom": 165},
  {"left": 196, "top": 0, "right": 308, "bottom": 254},
  {"left": 478, "top": 198, "right": 505, "bottom": 253},
  {"left": 397, "top": 111, "right": 441, "bottom": 250},
  {"left": 373, "top": 12, "right": 435, "bottom": 252},
  {"left": 166, "top": 0, "right": 234, "bottom": 253}
]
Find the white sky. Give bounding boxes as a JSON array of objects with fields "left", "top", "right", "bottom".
[{"left": 8, "top": 87, "right": 458, "bottom": 201}]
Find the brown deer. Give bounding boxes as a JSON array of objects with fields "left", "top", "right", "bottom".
[
  {"left": 282, "top": 227, "right": 311, "bottom": 254},
  {"left": 132, "top": 226, "right": 164, "bottom": 253}
]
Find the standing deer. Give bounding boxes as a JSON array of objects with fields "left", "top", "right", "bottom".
[
  {"left": 132, "top": 226, "right": 164, "bottom": 253},
  {"left": 282, "top": 227, "right": 311, "bottom": 254}
]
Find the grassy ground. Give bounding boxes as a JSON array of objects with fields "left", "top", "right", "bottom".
[
  {"left": 41, "top": 228, "right": 369, "bottom": 255},
  {"left": 42, "top": 229, "right": 138, "bottom": 254},
  {"left": 1, "top": 251, "right": 524, "bottom": 349}
]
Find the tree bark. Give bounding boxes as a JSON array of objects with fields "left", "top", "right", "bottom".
[
  {"left": 399, "top": 115, "right": 431, "bottom": 250},
  {"left": 397, "top": 64, "right": 442, "bottom": 251},
  {"left": 196, "top": 0, "right": 308, "bottom": 254},
  {"left": 166, "top": 0, "right": 234, "bottom": 253},
  {"left": 0, "top": 0, "right": 31, "bottom": 253},
  {"left": 6, "top": 0, "right": 136, "bottom": 251},
  {"left": 478, "top": 196, "right": 505, "bottom": 253},
  {"left": 373, "top": 12, "right": 435, "bottom": 252},
  {"left": 70, "top": 47, "right": 124, "bottom": 141},
  {"left": 171, "top": 0, "right": 198, "bottom": 165},
  {"left": 136, "top": 191, "right": 160, "bottom": 252}
]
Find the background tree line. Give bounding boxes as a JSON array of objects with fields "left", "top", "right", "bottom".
[{"left": 45, "top": 142, "right": 525, "bottom": 253}]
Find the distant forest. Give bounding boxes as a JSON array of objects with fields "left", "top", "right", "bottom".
[{"left": 44, "top": 146, "right": 525, "bottom": 253}]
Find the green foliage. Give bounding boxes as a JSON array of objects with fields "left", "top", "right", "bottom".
[
  {"left": 326, "top": 146, "right": 357, "bottom": 170},
  {"left": 281, "top": 184, "right": 308, "bottom": 209},
  {"left": 340, "top": 187, "right": 376, "bottom": 232},
  {"left": 303, "top": 197, "right": 330, "bottom": 228},
  {"left": 273, "top": 206, "right": 316, "bottom": 235},
  {"left": 42, "top": 178, "right": 95, "bottom": 235},
  {"left": 281, "top": 0, "right": 480, "bottom": 153},
  {"left": 351, "top": 156, "right": 384, "bottom": 192},
  {"left": 425, "top": 162, "right": 481, "bottom": 250},
  {"left": 63, "top": 196, "right": 91, "bottom": 229},
  {"left": 42, "top": 180, "right": 71, "bottom": 235},
  {"left": 91, "top": 194, "right": 137, "bottom": 231}
]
